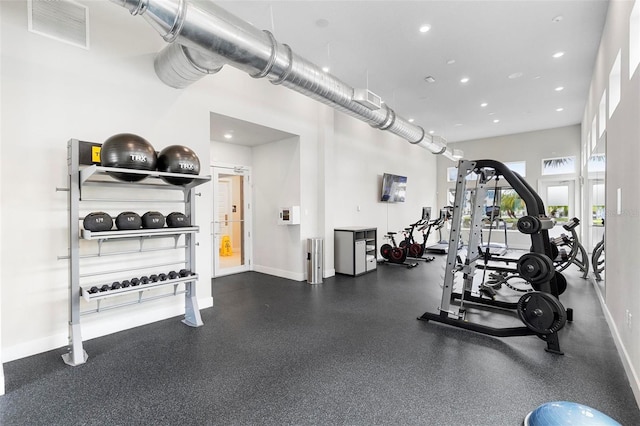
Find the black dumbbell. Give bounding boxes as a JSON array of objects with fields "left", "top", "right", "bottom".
[
  {"left": 88, "top": 286, "right": 100, "bottom": 294},
  {"left": 168, "top": 271, "right": 179, "bottom": 280},
  {"left": 149, "top": 274, "right": 159, "bottom": 282},
  {"left": 158, "top": 273, "right": 168, "bottom": 281},
  {"left": 121, "top": 280, "right": 131, "bottom": 288},
  {"left": 100, "top": 284, "right": 111, "bottom": 292},
  {"left": 111, "top": 281, "right": 122, "bottom": 290},
  {"left": 140, "top": 276, "right": 149, "bottom": 285},
  {"left": 131, "top": 277, "right": 140, "bottom": 286},
  {"left": 179, "top": 269, "right": 192, "bottom": 277}
]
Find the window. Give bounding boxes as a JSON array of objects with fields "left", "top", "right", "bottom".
[
  {"left": 588, "top": 154, "right": 606, "bottom": 173},
  {"left": 504, "top": 161, "right": 526, "bottom": 177},
  {"left": 453, "top": 187, "right": 527, "bottom": 229},
  {"left": 599, "top": 90, "right": 607, "bottom": 138},
  {"left": 631, "top": 0, "right": 640, "bottom": 78},
  {"left": 542, "top": 156, "right": 576, "bottom": 175},
  {"left": 609, "top": 50, "right": 621, "bottom": 118},
  {"left": 446, "top": 166, "right": 478, "bottom": 182}
]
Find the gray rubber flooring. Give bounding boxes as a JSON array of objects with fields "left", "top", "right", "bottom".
[{"left": 1, "top": 255, "right": 639, "bottom": 425}]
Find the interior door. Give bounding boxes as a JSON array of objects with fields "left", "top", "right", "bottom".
[
  {"left": 538, "top": 179, "right": 576, "bottom": 238},
  {"left": 212, "top": 165, "right": 251, "bottom": 277}
]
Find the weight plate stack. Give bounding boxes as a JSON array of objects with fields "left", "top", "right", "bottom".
[{"left": 517, "top": 291, "right": 567, "bottom": 335}]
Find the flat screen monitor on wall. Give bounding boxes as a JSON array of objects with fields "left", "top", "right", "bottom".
[{"left": 381, "top": 173, "right": 407, "bottom": 202}]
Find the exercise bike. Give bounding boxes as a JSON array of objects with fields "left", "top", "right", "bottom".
[
  {"left": 380, "top": 232, "right": 418, "bottom": 268},
  {"left": 400, "top": 219, "right": 436, "bottom": 262}
]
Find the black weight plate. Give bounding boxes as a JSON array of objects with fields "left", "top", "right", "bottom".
[
  {"left": 554, "top": 272, "right": 567, "bottom": 295},
  {"left": 517, "top": 291, "right": 567, "bottom": 335},
  {"left": 517, "top": 252, "right": 554, "bottom": 283}
]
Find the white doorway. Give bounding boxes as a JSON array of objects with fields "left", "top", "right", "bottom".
[
  {"left": 538, "top": 179, "right": 577, "bottom": 238},
  {"left": 212, "top": 165, "right": 252, "bottom": 277}
]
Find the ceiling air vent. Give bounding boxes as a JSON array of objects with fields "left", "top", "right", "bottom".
[{"left": 28, "top": 0, "right": 89, "bottom": 49}]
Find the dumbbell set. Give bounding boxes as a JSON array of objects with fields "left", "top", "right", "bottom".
[
  {"left": 86, "top": 269, "right": 195, "bottom": 294},
  {"left": 83, "top": 211, "right": 190, "bottom": 232}
]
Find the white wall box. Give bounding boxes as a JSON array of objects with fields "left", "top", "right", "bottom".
[
  {"left": 334, "top": 227, "right": 377, "bottom": 276},
  {"left": 62, "top": 139, "right": 211, "bottom": 366},
  {"left": 278, "top": 206, "right": 300, "bottom": 225}
]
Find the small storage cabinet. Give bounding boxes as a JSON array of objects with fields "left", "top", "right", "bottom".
[
  {"left": 62, "top": 139, "right": 211, "bottom": 366},
  {"left": 334, "top": 227, "right": 377, "bottom": 276}
]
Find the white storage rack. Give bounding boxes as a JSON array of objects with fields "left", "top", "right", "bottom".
[{"left": 63, "top": 139, "right": 211, "bottom": 366}]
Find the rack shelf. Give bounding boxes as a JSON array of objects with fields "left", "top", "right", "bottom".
[
  {"left": 79, "top": 164, "right": 211, "bottom": 189},
  {"left": 80, "top": 274, "right": 198, "bottom": 303},
  {"left": 63, "top": 139, "right": 211, "bottom": 367},
  {"left": 81, "top": 226, "right": 199, "bottom": 240}
]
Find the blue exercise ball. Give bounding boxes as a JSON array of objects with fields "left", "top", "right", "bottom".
[{"left": 525, "top": 401, "right": 621, "bottom": 426}]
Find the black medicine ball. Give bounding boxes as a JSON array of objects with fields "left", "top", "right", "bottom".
[
  {"left": 156, "top": 145, "right": 200, "bottom": 185},
  {"left": 115, "top": 211, "right": 142, "bottom": 230},
  {"left": 142, "top": 211, "right": 166, "bottom": 229},
  {"left": 83, "top": 212, "right": 113, "bottom": 232},
  {"left": 166, "top": 212, "right": 189, "bottom": 227},
  {"left": 100, "top": 133, "right": 157, "bottom": 182}
]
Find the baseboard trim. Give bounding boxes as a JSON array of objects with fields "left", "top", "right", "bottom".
[
  {"left": 591, "top": 278, "right": 640, "bottom": 408},
  {"left": 2, "top": 297, "right": 214, "bottom": 363},
  {"left": 253, "top": 265, "right": 305, "bottom": 281}
]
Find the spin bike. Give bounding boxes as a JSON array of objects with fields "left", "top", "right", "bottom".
[
  {"left": 400, "top": 219, "right": 436, "bottom": 262},
  {"left": 380, "top": 232, "right": 418, "bottom": 268}
]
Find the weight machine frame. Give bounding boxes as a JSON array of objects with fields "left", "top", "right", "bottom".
[{"left": 418, "top": 159, "right": 566, "bottom": 354}]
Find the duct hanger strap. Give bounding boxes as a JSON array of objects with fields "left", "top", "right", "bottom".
[
  {"left": 162, "top": 0, "right": 187, "bottom": 43},
  {"left": 250, "top": 31, "right": 278, "bottom": 79},
  {"left": 408, "top": 126, "right": 426, "bottom": 145},
  {"left": 371, "top": 106, "right": 396, "bottom": 131},
  {"left": 271, "top": 44, "right": 294, "bottom": 85}
]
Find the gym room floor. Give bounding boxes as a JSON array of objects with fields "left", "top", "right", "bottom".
[{"left": 1, "top": 255, "right": 639, "bottom": 425}]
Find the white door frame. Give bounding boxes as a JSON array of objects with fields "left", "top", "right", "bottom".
[
  {"left": 211, "top": 163, "right": 252, "bottom": 277},
  {"left": 537, "top": 177, "right": 578, "bottom": 236}
]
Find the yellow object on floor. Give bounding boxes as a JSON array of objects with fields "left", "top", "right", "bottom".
[{"left": 220, "top": 235, "right": 233, "bottom": 256}]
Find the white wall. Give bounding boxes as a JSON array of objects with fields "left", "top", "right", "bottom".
[
  {"left": 210, "top": 140, "right": 252, "bottom": 167},
  {"left": 581, "top": 0, "right": 640, "bottom": 406},
  {"left": 331, "top": 112, "right": 439, "bottom": 253},
  {"left": 0, "top": 0, "right": 4, "bottom": 395},
  {"left": 0, "top": 0, "right": 325, "bottom": 361},
  {"left": 252, "top": 137, "right": 304, "bottom": 280}
]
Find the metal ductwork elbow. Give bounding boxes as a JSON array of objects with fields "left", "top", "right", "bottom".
[{"left": 109, "top": 0, "right": 462, "bottom": 160}]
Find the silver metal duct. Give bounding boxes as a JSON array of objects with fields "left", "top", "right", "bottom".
[{"left": 110, "top": 0, "right": 459, "bottom": 160}]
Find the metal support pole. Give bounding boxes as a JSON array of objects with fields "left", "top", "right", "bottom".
[
  {"left": 63, "top": 139, "right": 88, "bottom": 366},
  {"left": 182, "top": 187, "right": 202, "bottom": 327}
]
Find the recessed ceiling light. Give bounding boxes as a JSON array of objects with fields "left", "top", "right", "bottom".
[
  {"left": 419, "top": 24, "right": 431, "bottom": 33},
  {"left": 493, "top": 119, "right": 500, "bottom": 123},
  {"left": 480, "top": 102, "right": 488, "bottom": 107},
  {"left": 488, "top": 112, "right": 496, "bottom": 116},
  {"left": 555, "top": 86, "right": 564, "bottom": 91},
  {"left": 508, "top": 72, "right": 524, "bottom": 79},
  {"left": 408, "top": 118, "right": 415, "bottom": 123},
  {"left": 223, "top": 133, "right": 233, "bottom": 139},
  {"left": 454, "top": 123, "right": 463, "bottom": 127},
  {"left": 556, "top": 107, "right": 564, "bottom": 112},
  {"left": 552, "top": 15, "right": 564, "bottom": 23},
  {"left": 460, "top": 77, "right": 470, "bottom": 83},
  {"left": 322, "top": 66, "right": 330, "bottom": 73},
  {"left": 446, "top": 59, "right": 456, "bottom": 65},
  {"left": 533, "top": 76, "right": 542, "bottom": 80},
  {"left": 424, "top": 76, "right": 436, "bottom": 83},
  {"left": 428, "top": 130, "right": 435, "bottom": 134},
  {"left": 553, "top": 51, "right": 565, "bottom": 58}
]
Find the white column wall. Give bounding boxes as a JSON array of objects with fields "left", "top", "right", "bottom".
[{"left": 581, "top": 0, "right": 640, "bottom": 406}]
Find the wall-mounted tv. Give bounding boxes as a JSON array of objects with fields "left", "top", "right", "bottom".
[{"left": 381, "top": 173, "right": 407, "bottom": 203}]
